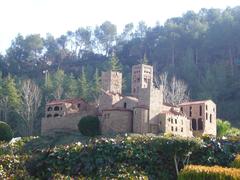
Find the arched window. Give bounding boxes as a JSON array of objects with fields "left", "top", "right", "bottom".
[
  {"left": 192, "top": 119, "right": 197, "bottom": 130},
  {"left": 124, "top": 102, "right": 127, "bottom": 109},
  {"left": 47, "top": 114, "right": 52, "bottom": 118},
  {"left": 198, "top": 118, "right": 203, "bottom": 130},
  {"left": 210, "top": 114, "right": 212, "bottom": 123},
  {"left": 54, "top": 106, "right": 60, "bottom": 111},
  {"left": 47, "top": 106, "right": 53, "bottom": 111},
  {"left": 54, "top": 113, "right": 59, "bottom": 117},
  {"left": 199, "top": 105, "right": 202, "bottom": 116}
]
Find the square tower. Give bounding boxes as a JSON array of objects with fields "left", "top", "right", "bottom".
[
  {"left": 131, "top": 64, "right": 153, "bottom": 97},
  {"left": 101, "top": 71, "right": 122, "bottom": 94}
]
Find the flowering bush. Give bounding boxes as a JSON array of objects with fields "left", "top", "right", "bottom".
[{"left": 178, "top": 165, "right": 240, "bottom": 180}]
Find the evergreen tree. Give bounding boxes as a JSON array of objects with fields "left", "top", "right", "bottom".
[
  {"left": 63, "top": 74, "right": 78, "bottom": 98},
  {"left": 108, "top": 53, "right": 122, "bottom": 71},
  {"left": 91, "top": 68, "right": 101, "bottom": 99},
  {"left": 79, "top": 67, "right": 89, "bottom": 100}
]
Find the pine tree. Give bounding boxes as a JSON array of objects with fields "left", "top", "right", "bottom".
[
  {"left": 79, "top": 67, "right": 89, "bottom": 100},
  {"left": 63, "top": 74, "right": 78, "bottom": 98},
  {"left": 0, "top": 76, "right": 21, "bottom": 122},
  {"left": 108, "top": 53, "right": 122, "bottom": 71},
  {"left": 92, "top": 68, "right": 101, "bottom": 98}
]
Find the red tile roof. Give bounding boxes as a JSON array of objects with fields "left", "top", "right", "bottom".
[
  {"left": 178, "top": 100, "right": 213, "bottom": 106},
  {"left": 47, "top": 98, "right": 86, "bottom": 105}
]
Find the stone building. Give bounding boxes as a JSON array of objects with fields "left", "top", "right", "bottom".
[
  {"left": 41, "top": 99, "right": 98, "bottom": 135},
  {"left": 41, "top": 63, "right": 217, "bottom": 137},
  {"left": 179, "top": 100, "right": 217, "bottom": 136}
]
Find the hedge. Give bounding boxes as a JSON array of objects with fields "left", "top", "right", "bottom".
[
  {"left": 0, "top": 121, "right": 13, "bottom": 142},
  {"left": 178, "top": 165, "right": 240, "bottom": 180}
]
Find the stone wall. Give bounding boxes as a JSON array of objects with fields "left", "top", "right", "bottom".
[
  {"left": 113, "top": 96, "right": 138, "bottom": 110},
  {"left": 133, "top": 107, "right": 149, "bottom": 133},
  {"left": 159, "top": 113, "right": 193, "bottom": 137},
  {"left": 99, "top": 92, "right": 122, "bottom": 112},
  {"left": 101, "top": 109, "right": 133, "bottom": 134},
  {"left": 101, "top": 71, "right": 122, "bottom": 94}
]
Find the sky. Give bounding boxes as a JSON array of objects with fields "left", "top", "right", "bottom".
[{"left": 0, "top": 0, "right": 239, "bottom": 54}]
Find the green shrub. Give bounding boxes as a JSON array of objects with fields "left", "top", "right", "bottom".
[
  {"left": 0, "top": 121, "right": 13, "bottom": 142},
  {"left": 78, "top": 116, "right": 100, "bottom": 136},
  {"left": 0, "top": 154, "right": 32, "bottom": 179},
  {"left": 232, "top": 154, "right": 240, "bottom": 168},
  {"left": 178, "top": 165, "right": 240, "bottom": 180},
  {"left": 217, "top": 119, "right": 240, "bottom": 137}
]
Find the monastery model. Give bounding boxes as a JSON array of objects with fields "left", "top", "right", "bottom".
[{"left": 41, "top": 63, "right": 216, "bottom": 137}]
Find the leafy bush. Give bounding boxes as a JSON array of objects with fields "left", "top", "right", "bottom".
[
  {"left": 0, "top": 154, "right": 32, "bottom": 179},
  {"left": 0, "top": 121, "right": 13, "bottom": 142},
  {"left": 217, "top": 119, "right": 240, "bottom": 137},
  {"left": 232, "top": 154, "right": 240, "bottom": 168},
  {"left": 26, "top": 136, "right": 200, "bottom": 179},
  {"left": 178, "top": 165, "right": 240, "bottom": 180},
  {"left": 78, "top": 116, "right": 100, "bottom": 136}
]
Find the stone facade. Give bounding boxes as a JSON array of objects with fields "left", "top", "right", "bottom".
[
  {"left": 101, "top": 108, "right": 133, "bottom": 134},
  {"left": 41, "top": 63, "right": 217, "bottom": 138},
  {"left": 41, "top": 99, "right": 98, "bottom": 135},
  {"left": 131, "top": 64, "right": 153, "bottom": 97},
  {"left": 179, "top": 100, "right": 217, "bottom": 136},
  {"left": 101, "top": 71, "right": 122, "bottom": 94},
  {"left": 159, "top": 109, "right": 193, "bottom": 137}
]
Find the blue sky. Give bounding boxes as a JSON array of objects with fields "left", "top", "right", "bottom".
[{"left": 0, "top": 0, "right": 239, "bottom": 54}]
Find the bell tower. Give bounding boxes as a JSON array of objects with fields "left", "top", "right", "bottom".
[
  {"left": 101, "top": 71, "right": 122, "bottom": 94},
  {"left": 131, "top": 64, "right": 153, "bottom": 97}
]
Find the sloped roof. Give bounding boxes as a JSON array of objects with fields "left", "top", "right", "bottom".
[
  {"left": 160, "top": 108, "right": 185, "bottom": 116},
  {"left": 47, "top": 98, "right": 86, "bottom": 105},
  {"left": 178, "top": 99, "right": 214, "bottom": 106}
]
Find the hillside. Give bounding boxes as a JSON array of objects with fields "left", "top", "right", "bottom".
[{"left": 0, "top": 6, "right": 240, "bottom": 136}]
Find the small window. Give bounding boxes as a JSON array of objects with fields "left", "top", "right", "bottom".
[
  {"left": 189, "top": 106, "right": 192, "bottom": 117},
  {"left": 198, "top": 118, "right": 203, "bottom": 130},
  {"left": 175, "top": 119, "right": 177, "bottom": 124},
  {"left": 47, "top": 114, "right": 52, "bottom": 118},
  {"left": 171, "top": 126, "right": 174, "bottom": 131},
  {"left": 171, "top": 118, "right": 173, "bottom": 124},
  {"left": 199, "top": 105, "right": 202, "bottom": 116},
  {"left": 47, "top": 107, "right": 53, "bottom": 111},
  {"left": 175, "top": 127, "right": 178, "bottom": 132},
  {"left": 181, "top": 127, "right": 183, "bottom": 132},
  {"left": 206, "top": 105, "right": 208, "bottom": 110},
  {"left": 54, "top": 114, "right": 59, "bottom": 117},
  {"left": 168, "top": 118, "right": 170, "bottom": 122},
  {"left": 206, "top": 113, "right": 208, "bottom": 120},
  {"left": 213, "top": 108, "right": 215, "bottom": 112},
  {"left": 210, "top": 114, "right": 212, "bottom": 123},
  {"left": 124, "top": 102, "right": 127, "bottom": 109},
  {"left": 78, "top": 103, "right": 81, "bottom": 108},
  {"left": 54, "top": 106, "right": 60, "bottom": 111},
  {"left": 192, "top": 119, "right": 197, "bottom": 130},
  {"left": 180, "top": 107, "right": 183, "bottom": 112}
]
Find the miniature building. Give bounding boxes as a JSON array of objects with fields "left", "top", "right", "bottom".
[
  {"left": 131, "top": 64, "right": 153, "bottom": 97},
  {"left": 41, "top": 99, "right": 98, "bottom": 135},
  {"left": 41, "top": 63, "right": 217, "bottom": 137},
  {"left": 179, "top": 100, "right": 217, "bottom": 136}
]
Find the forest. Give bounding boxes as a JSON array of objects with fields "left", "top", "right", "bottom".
[{"left": 0, "top": 6, "right": 240, "bottom": 136}]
